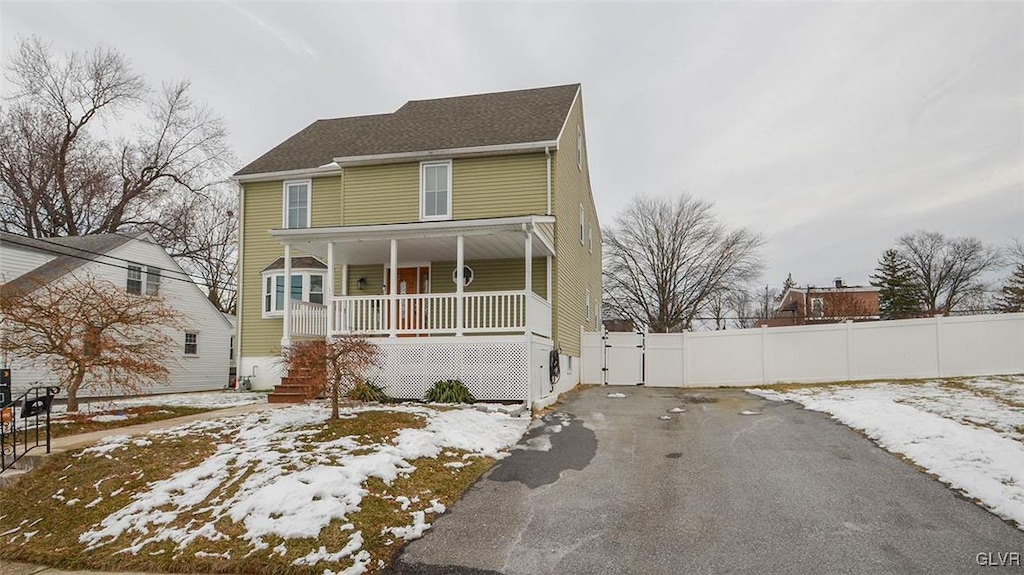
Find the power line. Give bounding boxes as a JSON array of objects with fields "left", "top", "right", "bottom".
[{"left": 1, "top": 235, "right": 238, "bottom": 294}]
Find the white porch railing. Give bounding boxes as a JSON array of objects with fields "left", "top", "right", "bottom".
[
  {"left": 290, "top": 300, "right": 328, "bottom": 338},
  {"left": 322, "top": 290, "right": 552, "bottom": 337}
]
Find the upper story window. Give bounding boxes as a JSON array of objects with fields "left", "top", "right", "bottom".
[
  {"left": 579, "top": 204, "right": 585, "bottom": 245},
  {"left": 421, "top": 161, "right": 452, "bottom": 221},
  {"left": 127, "top": 264, "right": 143, "bottom": 294},
  {"left": 184, "top": 332, "right": 199, "bottom": 356},
  {"left": 585, "top": 285, "right": 592, "bottom": 320},
  {"left": 577, "top": 125, "right": 583, "bottom": 170},
  {"left": 145, "top": 266, "right": 161, "bottom": 295},
  {"left": 283, "top": 180, "right": 311, "bottom": 229},
  {"left": 588, "top": 223, "right": 593, "bottom": 254}
]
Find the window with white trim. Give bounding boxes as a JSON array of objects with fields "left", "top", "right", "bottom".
[
  {"left": 451, "top": 265, "right": 474, "bottom": 286},
  {"left": 127, "top": 264, "right": 142, "bottom": 294},
  {"left": 811, "top": 297, "right": 824, "bottom": 318},
  {"left": 585, "top": 285, "right": 592, "bottom": 320},
  {"left": 261, "top": 269, "right": 325, "bottom": 317},
  {"left": 184, "top": 332, "right": 198, "bottom": 356},
  {"left": 420, "top": 161, "right": 452, "bottom": 220},
  {"left": 283, "top": 180, "right": 311, "bottom": 229},
  {"left": 579, "top": 204, "right": 585, "bottom": 245},
  {"left": 145, "top": 266, "right": 161, "bottom": 295},
  {"left": 588, "top": 223, "right": 593, "bottom": 254},
  {"left": 576, "top": 125, "right": 583, "bottom": 170}
]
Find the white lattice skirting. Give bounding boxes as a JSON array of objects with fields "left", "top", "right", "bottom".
[{"left": 369, "top": 337, "right": 531, "bottom": 401}]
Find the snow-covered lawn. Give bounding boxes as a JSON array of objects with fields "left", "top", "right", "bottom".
[
  {"left": 749, "top": 375, "right": 1024, "bottom": 530},
  {"left": 0, "top": 402, "right": 528, "bottom": 575}
]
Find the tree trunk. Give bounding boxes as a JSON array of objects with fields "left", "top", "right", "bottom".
[
  {"left": 331, "top": 382, "right": 339, "bottom": 420},
  {"left": 66, "top": 371, "right": 85, "bottom": 412}
]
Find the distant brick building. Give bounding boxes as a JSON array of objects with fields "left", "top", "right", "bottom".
[{"left": 760, "top": 278, "right": 880, "bottom": 327}]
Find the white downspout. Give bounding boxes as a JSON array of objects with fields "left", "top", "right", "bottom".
[{"left": 545, "top": 146, "right": 552, "bottom": 215}]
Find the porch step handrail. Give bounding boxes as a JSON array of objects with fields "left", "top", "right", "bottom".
[{"left": 1, "top": 385, "right": 60, "bottom": 473}]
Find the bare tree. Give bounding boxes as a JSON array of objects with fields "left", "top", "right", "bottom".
[
  {"left": 727, "top": 288, "right": 760, "bottom": 329},
  {"left": 604, "top": 194, "right": 764, "bottom": 332},
  {"left": 0, "top": 273, "right": 185, "bottom": 411},
  {"left": 278, "top": 336, "right": 379, "bottom": 419},
  {"left": 0, "top": 36, "right": 236, "bottom": 311},
  {"left": 896, "top": 231, "right": 1001, "bottom": 314}
]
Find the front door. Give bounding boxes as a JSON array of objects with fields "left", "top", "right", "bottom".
[{"left": 386, "top": 267, "right": 429, "bottom": 335}]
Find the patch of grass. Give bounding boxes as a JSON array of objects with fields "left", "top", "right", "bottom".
[
  {"left": 936, "top": 379, "right": 1024, "bottom": 410},
  {"left": 311, "top": 410, "right": 425, "bottom": 445},
  {"left": 49, "top": 406, "right": 214, "bottom": 438},
  {"left": 0, "top": 433, "right": 219, "bottom": 572},
  {"left": 0, "top": 408, "right": 499, "bottom": 575}
]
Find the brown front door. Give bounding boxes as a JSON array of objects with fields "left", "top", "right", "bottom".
[{"left": 386, "top": 267, "right": 429, "bottom": 335}]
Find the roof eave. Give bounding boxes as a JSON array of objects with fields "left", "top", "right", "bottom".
[
  {"left": 233, "top": 165, "right": 344, "bottom": 183},
  {"left": 332, "top": 140, "right": 559, "bottom": 168}
]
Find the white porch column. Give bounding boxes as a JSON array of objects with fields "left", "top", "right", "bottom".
[
  {"left": 525, "top": 229, "right": 533, "bottom": 332},
  {"left": 282, "top": 244, "right": 292, "bottom": 348},
  {"left": 524, "top": 229, "right": 533, "bottom": 294},
  {"left": 326, "top": 242, "right": 335, "bottom": 336},
  {"left": 546, "top": 255, "right": 553, "bottom": 304},
  {"left": 389, "top": 239, "right": 398, "bottom": 338},
  {"left": 456, "top": 235, "right": 465, "bottom": 337},
  {"left": 341, "top": 263, "right": 349, "bottom": 296}
]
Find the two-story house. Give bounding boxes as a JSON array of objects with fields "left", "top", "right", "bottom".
[
  {"left": 0, "top": 231, "right": 233, "bottom": 397},
  {"left": 233, "top": 84, "right": 601, "bottom": 407}
]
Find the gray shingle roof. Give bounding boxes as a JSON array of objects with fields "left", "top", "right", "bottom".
[
  {"left": 235, "top": 83, "right": 580, "bottom": 176},
  {"left": 0, "top": 232, "right": 135, "bottom": 296}
]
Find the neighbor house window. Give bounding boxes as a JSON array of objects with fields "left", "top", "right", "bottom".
[
  {"left": 283, "top": 180, "right": 311, "bottom": 229},
  {"left": 421, "top": 161, "right": 452, "bottom": 220},
  {"left": 184, "top": 332, "right": 198, "bottom": 356},
  {"left": 262, "top": 270, "right": 325, "bottom": 317},
  {"left": 127, "top": 264, "right": 143, "bottom": 294},
  {"left": 811, "top": 297, "right": 824, "bottom": 318},
  {"left": 145, "top": 266, "right": 161, "bottom": 295},
  {"left": 229, "top": 335, "right": 234, "bottom": 361},
  {"left": 576, "top": 125, "right": 583, "bottom": 170}
]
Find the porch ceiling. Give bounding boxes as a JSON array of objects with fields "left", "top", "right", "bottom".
[{"left": 269, "top": 215, "right": 555, "bottom": 265}]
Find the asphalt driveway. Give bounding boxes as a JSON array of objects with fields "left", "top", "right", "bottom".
[{"left": 388, "top": 386, "right": 1024, "bottom": 574}]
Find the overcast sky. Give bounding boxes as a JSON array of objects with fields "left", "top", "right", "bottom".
[{"left": 2, "top": 1, "right": 1021, "bottom": 289}]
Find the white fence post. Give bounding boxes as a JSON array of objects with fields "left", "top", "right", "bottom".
[{"left": 760, "top": 324, "right": 769, "bottom": 385}]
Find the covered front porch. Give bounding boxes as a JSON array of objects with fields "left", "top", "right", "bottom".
[{"left": 270, "top": 215, "right": 555, "bottom": 343}]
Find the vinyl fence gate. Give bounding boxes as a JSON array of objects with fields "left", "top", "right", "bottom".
[{"left": 601, "top": 331, "right": 645, "bottom": 385}]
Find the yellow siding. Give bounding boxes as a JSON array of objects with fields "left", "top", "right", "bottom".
[
  {"left": 343, "top": 163, "right": 419, "bottom": 225},
  {"left": 345, "top": 265, "right": 385, "bottom": 296},
  {"left": 452, "top": 154, "right": 547, "bottom": 219},
  {"left": 551, "top": 91, "right": 603, "bottom": 357},
  {"left": 239, "top": 176, "right": 341, "bottom": 356},
  {"left": 431, "top": 258, "right": 547, "bottom": 298}
]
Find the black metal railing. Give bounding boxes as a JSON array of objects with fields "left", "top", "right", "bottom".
[{"left": 1, "top": 385, "right": 60, "bottom": 473}]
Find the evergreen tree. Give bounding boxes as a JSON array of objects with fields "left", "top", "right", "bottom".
[
  {"left": 870, "top": 249, "right": 923, "bottom": 319},
  {"left": 996, "top": 242, "right": 1024, "bottom": 312}
]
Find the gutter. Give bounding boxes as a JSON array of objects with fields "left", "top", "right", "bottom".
[{"left": 332, "top": 140, "right": 558, "bottom": 167}]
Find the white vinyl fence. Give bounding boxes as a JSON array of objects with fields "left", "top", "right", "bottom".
[{"left": 582, "top": 313, "right": 1024, "bottom": 387}]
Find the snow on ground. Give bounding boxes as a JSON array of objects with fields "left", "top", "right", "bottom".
[
  {"left": 749, "top": 375, "right": 1024, "bottom": 529},
  {"left": 74, "top": 402, "right": 529, "bottom": 573},
  {"left": 51, "top": 392, "right": 266, "bottom": 417}
]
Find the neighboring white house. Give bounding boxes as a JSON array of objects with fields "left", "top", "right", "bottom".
[{"left": 0, "top": 231, "right": 233, "bottom": 398}]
